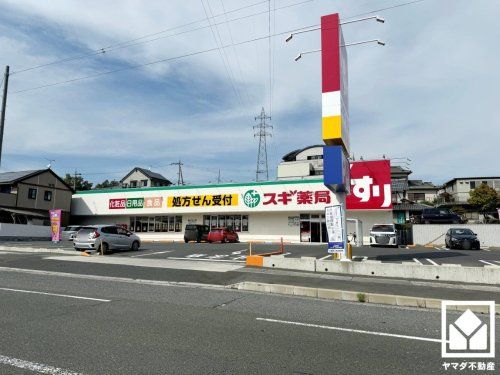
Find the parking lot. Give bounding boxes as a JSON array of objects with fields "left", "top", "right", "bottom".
[{"left": 2, "top": 240, "right": 499, "bottom": 268}]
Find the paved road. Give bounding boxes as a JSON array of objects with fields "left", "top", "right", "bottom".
[
  {"left": 2, "top": 240, "right": 500, "bottom": 267},
  {"left": 1, "top": 267, "right": 496, "bottom": 374}
]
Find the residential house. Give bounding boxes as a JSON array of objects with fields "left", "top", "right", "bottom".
[
  {"left": 120, "top": 167, "right": 172, "bottom": 188},
  {"left": 407, "top": 180, "right": 439, "bottom": 203},
  {"left": 0, "top": 169, "right": 73, "bottom": 226},
  {"left": 437, "top": 177, "right": 500, "bottom": 222}
]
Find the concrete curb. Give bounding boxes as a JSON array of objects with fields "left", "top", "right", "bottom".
[
  {"left": 249, "top": 256, "right": 500, "bottom": 285},
  {"left": 229, "top": 281, "right": 500, "bottom": 314},
  {"left": 0, "top": 246, "right": 79, "bottom": 255}
]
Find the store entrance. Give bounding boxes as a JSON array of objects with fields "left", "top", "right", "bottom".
[{"left": 300, "top": 214, "right": 326, "bottom": 243}]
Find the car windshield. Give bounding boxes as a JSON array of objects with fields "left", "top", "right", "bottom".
[
  {"left": 78, "top": 228, "right": 96, "bottom": 235},
  {"left": 371, "top": 225, "right": 394, "bottom": 232},
  {"left": 451, "top": 229, "right": 474, "bottom": 235}
]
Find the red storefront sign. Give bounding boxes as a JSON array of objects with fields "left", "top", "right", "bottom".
[
  {"left": 347, "top": 160, "right": 392, "bottom": 210},
  {"left": 109, "top": 198, "right": 126, "bottom": 209}
]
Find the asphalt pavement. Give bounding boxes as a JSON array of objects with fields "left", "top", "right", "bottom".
[
  {"left": 3, "top": 240, "right": 499, "bottom": 268},
  {"left": 1, "top": 267, "right": 497, "bottom": 374}
]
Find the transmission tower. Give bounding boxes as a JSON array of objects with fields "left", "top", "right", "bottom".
[{"left": 253, "top": 107, "right": 272, "bottom": 181}]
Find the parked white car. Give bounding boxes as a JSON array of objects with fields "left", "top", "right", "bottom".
[
  {"left": 74, "top": 225, "right": 140, "bottom": 253},
  {"left": 370, "top": 224, "right": 398, "bottom": 247}
]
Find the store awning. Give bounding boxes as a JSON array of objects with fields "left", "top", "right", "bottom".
[{"left": 0, "top": 207, "right": 48, "bottom": 218}]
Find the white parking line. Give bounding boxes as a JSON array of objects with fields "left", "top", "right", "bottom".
[
  {"left": 413, "top": 258, "right": 423, "bottom": 265},
  {"left": 426, "top": 258, "right": 439, "bottom": 266},
  {"left": 256, "top": 318, "right": 441, "bottom": 343},
  {"left": 0, "top": 287, "right": 111, "bottom": 302},
  {"left": 130, "top": 250, "right": 173, "bottom": 258},
  {"left": 0, "top": 354, "right": 82, "bottom": 375},
  {"left": 319, "top": 254, "right": 331, "bottom": 260},
  {"left": 479, "top": 260, "right": 498, "bottom": 266}
]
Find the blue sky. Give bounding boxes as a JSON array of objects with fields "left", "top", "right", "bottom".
[{"left": 1, "top": 0, "right": 499, "bottom": 186}]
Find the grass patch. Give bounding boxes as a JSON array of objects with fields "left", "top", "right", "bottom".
[{"left": 357, "top": 293, "right": 366, "bottom": 303}]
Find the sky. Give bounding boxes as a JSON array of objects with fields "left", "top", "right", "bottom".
[{"left": 0, "top": 0, "right": 499, "bottom": 186}]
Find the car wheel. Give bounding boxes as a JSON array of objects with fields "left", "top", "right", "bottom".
[
  {"left": 184, "top": 239, "right": 188, "bottom": 243},
  {"left": 196, "top": 237, "right": 201, "bottom": 243},
  {"left": 131, "top": 241, "right": 140, "bottom": 251},
  {"left": 221, "top": 237, "right": 226, "bottom": 244}
]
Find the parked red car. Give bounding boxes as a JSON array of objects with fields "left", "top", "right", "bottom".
[{"left": 207, "top": 227, "right": 239, "bottom": 243}]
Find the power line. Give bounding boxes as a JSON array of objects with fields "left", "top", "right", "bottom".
[
  {"left": 341, "top": 0, "right": 429, "bottom": 21},
  {"left": 10, "top": 0, "right": 313, "bottom": 76},
  {"left": 11, "top": 23, "right": 320, "bottom": 95},
  {"left": 220, "top": 0, "right": 252, "bottom": 105},
  {"left": 201, "top": 0, "right": 244, "bottom": 109}
]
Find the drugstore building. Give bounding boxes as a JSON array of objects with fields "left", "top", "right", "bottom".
[{"left": 71, "top": 165, "right": 392, "bottom": 243}]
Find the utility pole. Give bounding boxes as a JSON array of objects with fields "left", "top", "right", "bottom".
[
  {"left": 73, "top": 169, "right": 82, "bottom": 191},
  {"left": 0, "top": 66, "right": 10, "bottom": 168},
  {"left": 171, "top": 161, "right": 184, "bottom": 186},
  {"left": 254, "top": 107, "right": 272, "bottom": 181}
]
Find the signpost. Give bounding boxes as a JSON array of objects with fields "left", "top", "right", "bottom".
[
  {"left": 49, "top": 209, "right": 62, "bottom": 243},
  {"left": 325, "top": 205, "right": 346, "bottom": 255}
]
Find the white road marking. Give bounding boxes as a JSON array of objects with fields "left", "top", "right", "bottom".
[
  {"left": 231, "top": 249, "right": 247, "bottom": 255},
  {"left": 207, "top": 254, "right": 230, "bottom": 259},
  {"left": 483, "top": 249, "right": 491, "bottom": 252},
  {"left": 0, "top": 287, "right": 110, "bottom": 302},
  {"left": 434, "top": 247, "right": 440, "bottom": 250},
  {"left": 319, "top": 254, "right": 331, "bottom": 260},
  {"left": 185, "top": 253, "right": 207, "bottom": 258},
  {"left": 168, "top": 257, "right": 245, "bottom": 263},
  {"left": 256, "top": 318, "right": 441, "bottom": 343},
  {"left": 494, "top": 261, "right": 500, "bottom": 264},
  {"left": 130, "top": 250, "right": 172, "bottom": 257},
  {"left": 479, "top": 260, "right": 498, "bottom": 266},
  {"left": 426, "top": 258, "right": 439, "bottom": 266},
  {"left": 0, "top": 354, "right": 82, "bottom": 375},
  {"left": 412, "top": 258, "right": 423, "bottom": 265},
  {"left": 232, "top": 255, "right": 247, "bottom": 261}
]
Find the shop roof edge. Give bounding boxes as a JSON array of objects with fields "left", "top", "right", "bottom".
[{"left": 74, "top": 179, "right": 325, "bottom": 195}]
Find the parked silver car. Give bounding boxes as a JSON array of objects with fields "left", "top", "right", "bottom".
[
  {"left": 74, "top": 225, "right": 140, "bottom": 253},
  {"left": 62, "top": 225, "right": 83, "bottom": 241}
]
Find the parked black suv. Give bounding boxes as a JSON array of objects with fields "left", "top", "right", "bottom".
[
  {"left": 184, "top": 224, "right": 210, "bottom": 243},
  {"left": 418, "top": 208, "right": 462, "bottom": 224}
]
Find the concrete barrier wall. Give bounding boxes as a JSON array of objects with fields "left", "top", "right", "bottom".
[
  {"left": 0, "top": 223, "right": 51, "bottom": 240},
  {"left": 315, "top": 259, "right": 500, "bottom": 285},
  {"left": 257, "top": 255, "right": 500, "bottom": 285},
  {"left": 412, "top": 224, "right": 500, "bottom": 247}
]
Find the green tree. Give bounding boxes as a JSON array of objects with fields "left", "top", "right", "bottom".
[
  {"left": 63, "top": 174, "right": 93, "bottom": 191},
  {"left": 95, "top": 179, "right": 120, "bottom": 189},
  {"left": 468, "top": 183, "right": 498, "bottom": 213}
]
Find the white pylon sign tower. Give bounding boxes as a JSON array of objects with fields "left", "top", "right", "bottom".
[{"left": 254, "top": 107, "right": 272, "bottom": 181}]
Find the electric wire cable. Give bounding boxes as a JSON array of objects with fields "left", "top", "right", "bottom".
[{"left": 10, "top": 0, "right": 313, "bottom": 75}]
